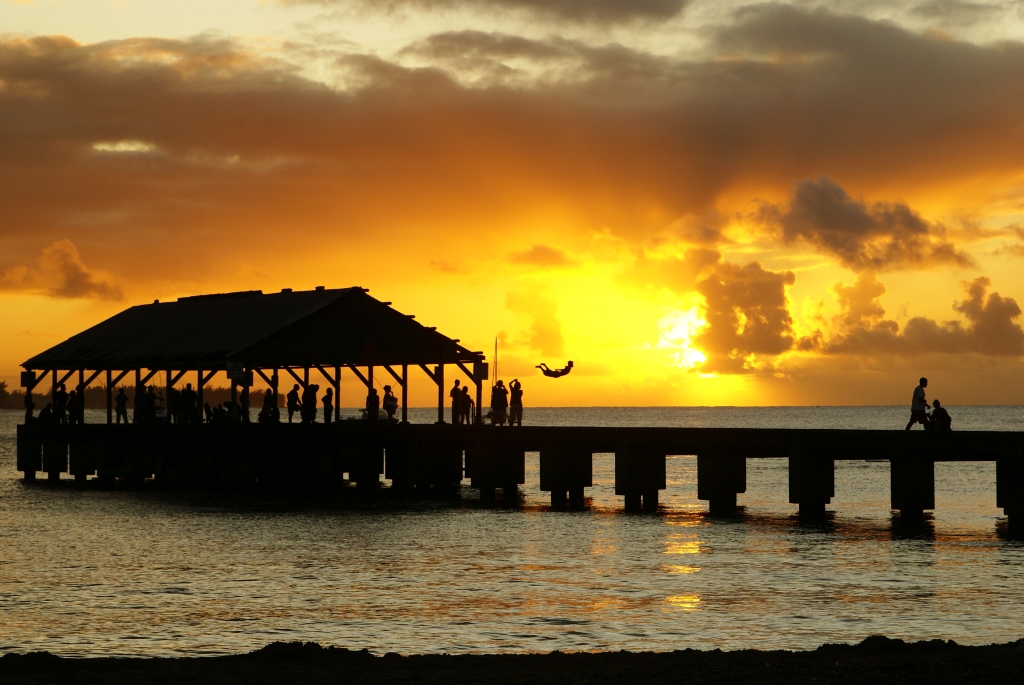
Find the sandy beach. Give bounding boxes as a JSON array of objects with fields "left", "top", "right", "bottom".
[{"left": 3, "top": 637, "right": 1023, "bottom": 685}]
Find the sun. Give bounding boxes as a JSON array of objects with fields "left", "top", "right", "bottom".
[{"left": 656, "top": 307, "right": 707, "bottom": 370}]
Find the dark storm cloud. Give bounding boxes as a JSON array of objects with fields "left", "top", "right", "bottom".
[
  {"left": 819, "top": 276, "right": 1024, "bottom": 357},
  {"left": 3, "top": 6, "right": 1024, "bottom": 279},
  {"left": 0, "top": 240, "right": 123, "bottom": 301},
  {"left": 282, "top": 0, "right": 690, "bottom": 24},
  {"left": 767, "top": 175, "right": 973, "bottom": 272}
]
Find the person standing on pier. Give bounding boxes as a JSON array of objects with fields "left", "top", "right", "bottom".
[
  {"left": 383, "top": 385, "right": 398, "bottom": 422},
  {"left": 509, "top": 379, "right": 523, "bottom": 427},
  {"left": 55, "top": 383, "right": 68, "bottom": 424},
  {"left": 461, "top": 385, "right": 474, "bottom": 425},
  {"left": 450, "top": 379, "right": 461, "bottom": 424},
  {"left": 490, "top": 380, "right": 508, "bottom": 426},
  {"left": 323, "top": 387, "right": 334, "bottom": 425},
  {"left": 286, "top": 384, "right": 301, "bottom": 423},
  {"left": 905, "top": 377, "right": 929, "bottom": 430},
  {"left": 66, "top": 389, "right": 79, "bottom": 425},
  {"left": 240, "top": 385, "right": 251, "bottom": 424},
  {"left": 115, "top": 387, "right": 129, "bottom": 424},
  {"left": 302, "top": 384, "right": 318, "bottom": 423},
  {"left": 366, "top": 387, "right": 380, "bottom": 422},
  {"left": 180, "top": 383, "right": 198, "bottom": 424}
]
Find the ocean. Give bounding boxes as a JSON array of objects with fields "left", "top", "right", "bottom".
[{"left": 0, "top": 406, "right": 1022, "bottom": 656}]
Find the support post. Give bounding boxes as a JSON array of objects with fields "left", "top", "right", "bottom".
[
  {"left": 335, "top": 366, "right": 341, "bottom": 423},
  {"left": 615, "top": 446, "right": 666, "bottom": 513},
  {"left": 78, "top": 369, "right": 84, "bottom": 424},
  {"left": 540, "top": 447, "right": 592, "bottom": 510},
  {"left": 51, "top": 369, "right": 57, "bottom": 407},
  {"left": 197, "top": 368, "right": 204, "bottom": 421},
  {"left": 106, "top": 370, "right": 113, "bottom": 424},
  {"left": 401, "top": 365, "right": 408, "bottom": 424},
  {"left": 436, "top": 365, "right": 444, "bottom": 424},
  {"left": 272, "top": 368, "right": 279, "bottom": 420},
  {"left": 697, "top": 451, "right": 746, "bottom": 515},
  {"left": 789, "top": 451, "right": 834, "bottom": 518},
  {"left": 135, "top": 369, "right": 141, "bottom": 424},
  {"left": 890, "top": 454, "right": 934, "bottom": 518},
  {"left": 996, "top": 451, "right": 1023, "bottom": 530},
  {"left": 166, "top": 369, "right": 173, "bottom": 424},
  {"left": 230, "top": 381, "right": 238, "bottom": 423}
]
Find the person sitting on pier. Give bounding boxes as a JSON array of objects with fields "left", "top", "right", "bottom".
[
  {"left": 536, "top": 361, "right": 573, "bottom": 378},
  {"left": 509, "top": 379, "right": 523, "bottom": 427},
  {"left": 38, "top": 402, "right": 54, "bottom": 424},
  {"left": 383, "top": 385, "right": 398, "bottom": 422},
  {"left": 366, "top": 387, "right": 380, "bottom": 423},
  {"left": 55, "top": 383, "right": 68, "bottom": 424},
  {"left": 490, "top": 380, "right": 508, "bottom": 426},
  {"left": 286, "top": 384, "right": 302, "bottom": 424},
  {"left": 115, "top": 388, "right": 129, "bottom": 424},
  {"left": 323, "top": 387, "right": 334, "bottom": 425},
  {"left": 460, "top": 385, "right": 474, "bottom": 425},
  {"left": 905, "top": 377, "right": 929, "bottom": 430},
  {"left": 926, "top": 399, "right": 952, "bottom": 432}
]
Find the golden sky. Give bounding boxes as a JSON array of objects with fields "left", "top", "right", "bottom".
[{"left": 2, "top": 0, "right": 1024, "bottom": 406}]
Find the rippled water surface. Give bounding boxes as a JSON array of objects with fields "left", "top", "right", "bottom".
[{"left": 1, "top": 406, "right": 1022, "bottom": 656}]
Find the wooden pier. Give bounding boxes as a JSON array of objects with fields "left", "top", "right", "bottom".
[{"left": 15, "top": 422, "right": 1024, "bottom": 526}]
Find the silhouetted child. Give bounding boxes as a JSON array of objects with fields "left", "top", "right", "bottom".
[
  {"left": 323, "top": 388, "right": 334, "bottom": 425},
  {"left": 366, "top": 388, "right": 380, "bottom": 422},
  {"left": 383, "top": 385, "right": 398, "bottom": 421},
  {"left": 461, "top": 386, "right": 474, "bottom": 425}
]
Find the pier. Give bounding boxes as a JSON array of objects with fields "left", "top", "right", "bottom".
[{"left": 13, "top": 287, "right": 1024, "bottom": 528}]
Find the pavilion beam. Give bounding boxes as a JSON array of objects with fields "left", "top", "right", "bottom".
[
  {"left": 346, "top": 365, "right": 371, "bottom": 388},
  {"left": 139, "top": 369, "right": 159, "bottom": 386},
  {"left": 254, "top": 368, "right": 274, "bottom": 387},
  {"left": 284, "top": 367, "right": 307, "bottom": 389},
  {"left": 170, "top": 370, "right": 188, "bottom": 386}
]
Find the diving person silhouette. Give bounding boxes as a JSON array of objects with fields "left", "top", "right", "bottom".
[{"left": 536, "top": 361, "right": 573, "bottom": 378}]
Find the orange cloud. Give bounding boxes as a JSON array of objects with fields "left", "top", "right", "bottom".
[{"left": 0, "top": 240, "right": 123, "bottom": 301}]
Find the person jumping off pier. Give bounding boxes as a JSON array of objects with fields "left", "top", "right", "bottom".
[
  {"left": 905, "top": 377, "right": 929, "bottom": 430},
  {"left": 537, "top": 361, "right": 573, "bottom": 378}
]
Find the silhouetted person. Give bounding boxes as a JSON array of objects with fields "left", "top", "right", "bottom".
[
  {"left": 928, "top": 399, "right": 952, "bottom": 432},
  {"left": 301, "top": 384, "right": 319, "bottom": 423},
  {"left": 509, "top": 379, "right": 523, "bottom": 427},
  {"left": 450, "top": 379, "right": 461, "bottom": 424},
  {"left": 240, "top": 386, "right": 251, "bottom": 423},
  {"left": 213, "top": 403, "right": 228, "bottom": 424},
  {"left": 38, "top": 403, "right": 54, "bottom": 424},
  {"left": 461, "top": 385, "right": 474, "bottom": 425},
  {"left": 383, "top": 385, "right": 398, "bottom": 421},
  {"left": 537, "top": 361, "right": 573, "bottom": 378},
  {"left": 66, "top": 390, "right": 79, "bottom": 425},
  {"left": 366, "top": 387, "right": 380, "bottom": 423},
  {"left": 323, "top": 388, "right": 334, "bottom": 425},
  {"left": 55, "top": 383, "right": 68, "bottom": 424},
  {"left": 180, "top": 383, "right": 198, "bottom": 424},
  {"left": 287, "top": 384, "right": 301, "bottom": 423},
  {"left": 115, "top": 388, "right": 129, "bottom": 424},
  {"left": 259, "top": 389, "right": 276, "bottom": 425},
  {"left": 490, "top": 380, "right": 508, "bottom": 426},
  {"left": 905, "top": 377, "right": 929, "bottom": 430},
  {"left": 145, "top": 386, "right": 158, "bottom": 423},
  {"left": 204, "top": 402, "right": 214, "bottom": 423}
]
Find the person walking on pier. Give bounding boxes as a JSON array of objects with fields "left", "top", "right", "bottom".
[
  {"left": 323, "top": 387, "right": 334, "bottom": 425},
  {"left": 383, "top": 385, "right": 398, "bottom": 422},
  {"left": 287, "top": 384, "right": 302, "bottom": 423},
  {"left": 366, "top": 387, "right": 380, "bottom": 422},
  {"left": 115, "top": 387, "right": 129, "bottom": 424},
  {"left": 509, "top": 379, "right": 523, "bottom": 427},
  {"left": 905, "top": 377, "right": 929, "bottom": 430}
]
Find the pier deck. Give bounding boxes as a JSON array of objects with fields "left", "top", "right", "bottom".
[{"left": 15, "top": 422, "right": 1024, "bottom": 524}]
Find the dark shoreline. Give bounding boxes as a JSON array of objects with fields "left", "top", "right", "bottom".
[{"left": 3, "top": 637, "right": 1022, "bottom": 684}]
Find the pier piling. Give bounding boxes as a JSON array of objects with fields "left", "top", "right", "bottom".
[
  {"left": 469, "top": 442, "right": 525, "bottom": 503},
  {"left": 697, "top": 451, "right": 746, "bottom": 515},
  {"left": 789, "top": 452, "right": 834, "bottom": 518},
  {"left": 16, "top": 424, "right": 41, "bottom": 481},
  {"left": 539, "top": 447, "right": 592, "bottom": 510},
  {"left": 997, "top": 451, "right": 1024, "bottom": 529},
  {"left": 615, "top": 446, "right": 665, "bottom": 512},
  {"left": 890, "top": 454, "right": 934, "bottom": 517}
]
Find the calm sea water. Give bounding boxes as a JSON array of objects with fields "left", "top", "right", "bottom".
[{"left": 1, "top": 406, "right": 1022, "bottom": 657}]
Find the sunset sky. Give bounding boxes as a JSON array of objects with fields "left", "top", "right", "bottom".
[{"left": 2, "top": 0, "right": 1024, "bottom": 406}]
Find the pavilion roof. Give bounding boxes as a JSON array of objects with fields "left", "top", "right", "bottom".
[{"left": 22, "top": 287, "right": 482, "bottom": 371}]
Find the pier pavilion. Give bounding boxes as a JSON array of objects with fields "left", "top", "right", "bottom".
[{"left": 19, "top": 286, "right": 488, "bottom": 425}]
